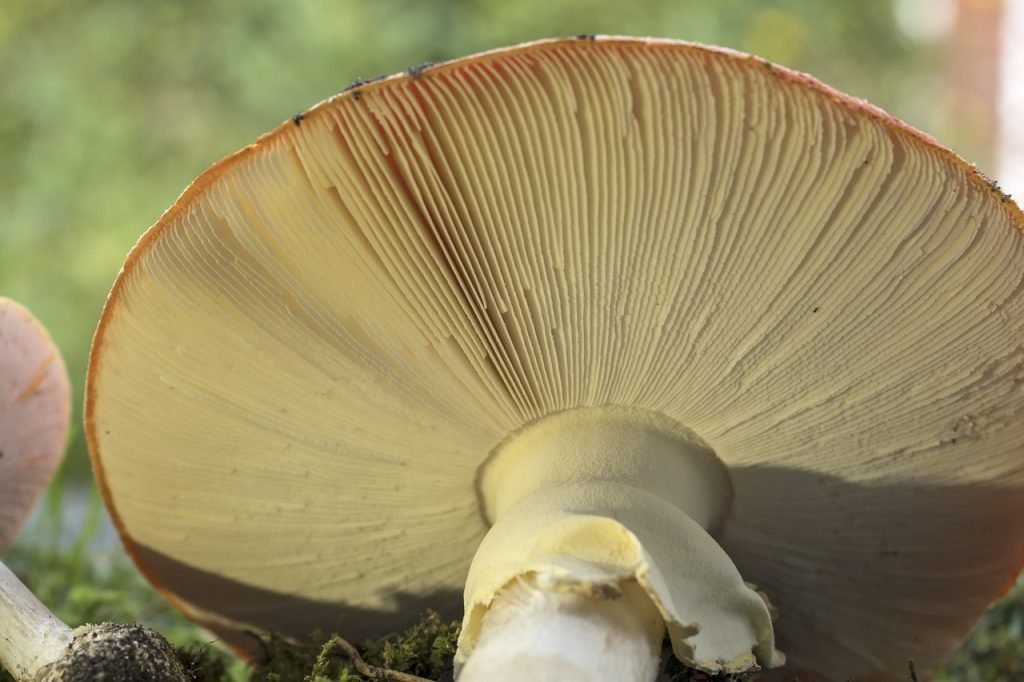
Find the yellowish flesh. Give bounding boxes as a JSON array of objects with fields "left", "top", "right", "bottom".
[
  {"left": 88, "top": 39, "right": 1024, "bottom": 680},
  {"left": 461, "top": 485, "right": 778, "bottom": 673}
]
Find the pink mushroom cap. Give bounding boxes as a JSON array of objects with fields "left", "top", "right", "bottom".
[{"left": 0, "top": 298, "right": 71, "bottom": 551}]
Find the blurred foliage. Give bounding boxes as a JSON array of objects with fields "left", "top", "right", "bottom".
[{"left": 1, "top": 1, "right": 1018, "bottom": 681}]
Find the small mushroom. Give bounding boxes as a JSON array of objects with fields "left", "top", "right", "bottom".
[
  {"left": 0, "top": 298, "right": 185, "bottom": 682},
  {"left": 86, "top": 37, "right": 1024, "bottom": 681},
  {"left": 0, "top": 561, "right": 187, "bottom": 682},
  {"left": 0, "top": 298, "right": 70, "bottom": 551}
]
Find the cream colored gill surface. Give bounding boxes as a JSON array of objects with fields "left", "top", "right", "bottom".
[
  {"left": 0, "top": 298, "right": 70, "bottom": 551},
  {"left": 91, "top": 39, "right": 1024, "bottom": 677}
]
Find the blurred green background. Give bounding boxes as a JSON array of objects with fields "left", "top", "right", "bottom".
[{"left": 1, "top": 0, "right": 1020, "bottom": 679}]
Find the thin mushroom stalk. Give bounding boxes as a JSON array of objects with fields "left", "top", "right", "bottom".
[
  {"left": 0, "top": 559, "right": 72, "bottom": 679},
  {"left": 0, "top": 561, "right": 186, "bottom": 681}
]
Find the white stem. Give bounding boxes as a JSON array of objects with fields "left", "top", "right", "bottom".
[
  {"left": 458, "top": 574, "right": 664, "bottom": 682},
  {"left": 0, "top": 559, "right": 72, "bottom": 681}
]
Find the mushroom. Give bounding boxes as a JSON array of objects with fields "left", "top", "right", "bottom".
[
  {"left": 0, "top": 298, "right": 186, "bottom": 681},
  {"left": 0, "top": 575, "right": 186, "bottom": 682},
  {"left": 0, "top": 297, "right": 70, "bottom": 552},
  {"left": 85, "top": 37, "right": 1024, "bottom": 681},
  {"left": 1, "top": 296, "right": 72, "bottom": 678}
]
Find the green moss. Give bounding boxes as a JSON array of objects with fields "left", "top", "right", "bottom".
[
  {"left": 361, "top": 611, "right": 460, "bottom": 679},
  {"left": 3, "top": 541, "right": 210, "bottom": 650},
  {"left": 246, "top": 619, "right": 754, "bottom": 682},
  {"left": 934, "top": 576, "right": 1024, "bottom": 682},
  {"left": 242, "top": 611, "right": 459, "bottom": 682}
]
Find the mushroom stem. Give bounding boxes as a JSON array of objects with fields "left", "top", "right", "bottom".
[
  {"left": 457, "top": 408, "right": 782, "bottom": 675},
  {"left": 0, "top": 558, "right": 73, "bottom": 680},
  {"left": 457, "top": 574, "right": 664, "bottom": 682},
  {"left": 0, "top": 559, "right": 187, "bottom": 681}
]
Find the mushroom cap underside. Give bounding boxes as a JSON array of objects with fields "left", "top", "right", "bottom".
[
  {"left": 0, "top": 298, "right": 70, "bottom": 551},
  {"left": 86, "top": 37, "right": 1024, "bottom": 681}
]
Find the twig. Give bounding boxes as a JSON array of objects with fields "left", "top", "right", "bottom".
[
  {"left": 908, "top": 660, "right": 918, "bottom": 682},
  {"left": 243, "top": 629, "right": 274, "bottom": 663},
  {"left": 329, "top": 633, "right": 433, "bottom": 682}
]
